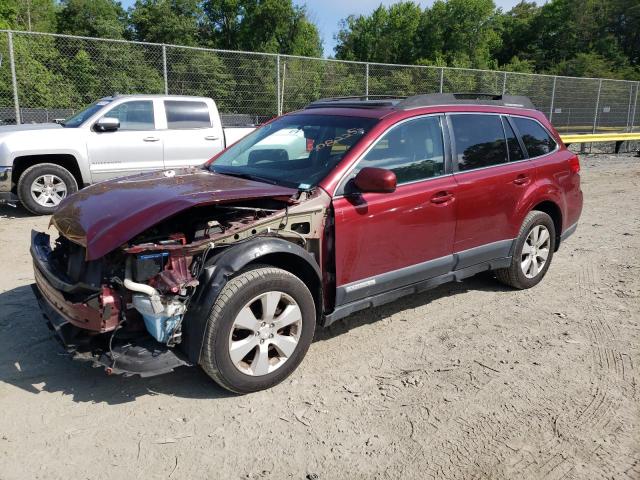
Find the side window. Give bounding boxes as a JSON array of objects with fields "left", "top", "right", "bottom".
[
  {"left": 165, "top": 100, "right": 212, "bottom": 129},
  {"left": 512, "top": 117, "right": 557, "bottom": 157},
  {"left": 103, "top": 101, "right": 154, "bottom": 130},
  {"left": 503, "top": 117, "right": 525, "bottom": 161},
  {"left": 450, "top": 114, "right": 508, "bottom": 171},
  {"left": 353, "top": 116, "right": 445, "bottom": 184}
]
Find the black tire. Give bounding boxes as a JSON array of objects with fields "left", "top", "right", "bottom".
[
  {"left": 495, "top": 210, "right": 556, "bottom": 289},
  {"left": 17, "top": 163, "right": 78, "bottom": 215},
  {"left": 200, "top": 266, "right": 316, "bottom": 394}
]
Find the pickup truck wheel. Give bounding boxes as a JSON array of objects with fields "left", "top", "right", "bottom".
[
  {"left": 17, "top": 163, "right": 78, "bottom": 215},
  {"left": 495, "top": 210, "right": 556, "bottom": 289},
  {"left": 200, "top": 267, "right": 316, "bottom": 394}
]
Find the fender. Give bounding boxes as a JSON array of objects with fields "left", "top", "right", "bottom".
[
  {"left": 180, "top": 236, "right": 322, "bottom": 363},
  {"left": 512, "top": 180, "right": 565, "bottom": 235}
]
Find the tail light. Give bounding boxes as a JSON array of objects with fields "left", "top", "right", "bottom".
[
  {"left": 306, "top": 138, "right": 314, "bottom": 152},
  {"left": 568, "top": 155, "right": 580, "bottom": 174}
]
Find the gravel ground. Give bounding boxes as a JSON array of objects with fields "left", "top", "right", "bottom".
[{"left": 0, "top": 154, "right": 638, "bottom": 480}]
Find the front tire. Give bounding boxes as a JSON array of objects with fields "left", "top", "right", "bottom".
[
  {"left": 17, "top": 163, "right": 78, "bottom": 215},
  {"left": 200, "top": 267, "right": 316, "bottom": 394},
  {"left": 495, "top": 210, "right": 556, "bottom": 289}
]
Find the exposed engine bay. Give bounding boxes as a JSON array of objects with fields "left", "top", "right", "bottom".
[{"left": 32, "top": 191, "right": 328, "bottom": 376}]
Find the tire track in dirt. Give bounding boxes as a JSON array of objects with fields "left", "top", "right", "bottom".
[{"left": 512, "top": 260, "right": 636, "bottom": 480}]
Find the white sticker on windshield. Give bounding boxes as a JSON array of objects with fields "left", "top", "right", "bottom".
[{"left": 298, "top": 183, "right": 311, "bottom": 190}]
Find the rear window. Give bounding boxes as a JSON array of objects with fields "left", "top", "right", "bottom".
[
  {"left": 450, "top": 114, "right": 508, "bottom": 171},
  {"left": 165, "top": 100, "right": 211, "bottom": 129},
  {"left": 512, "top": 117, "right": 557, "bottom": 157}
]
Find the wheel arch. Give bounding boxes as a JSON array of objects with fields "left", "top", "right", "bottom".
[
  {"left": 12, "top": 154, "right": 84, "bottom": 191},
  {"left": 180, "top": 237, "right": 322, "bottom": 364},
  {"left": 531, "top": 200, "right": 563, "bottom": 251}
]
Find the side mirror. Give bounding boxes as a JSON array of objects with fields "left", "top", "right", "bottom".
[
  {"left": 94, "top": 117, "right": 120, "bottom": 132},
  {"left": 353, "top": 167, "right": 397, "bottom": 193}
]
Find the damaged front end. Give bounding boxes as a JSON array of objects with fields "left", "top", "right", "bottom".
[{"left": 31, "top": 192, "right": 327, "bottom": 377}]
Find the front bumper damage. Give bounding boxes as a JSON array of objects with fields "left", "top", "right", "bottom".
[{"left": 31, "top": 231, "right": 191, "bottom": 377}]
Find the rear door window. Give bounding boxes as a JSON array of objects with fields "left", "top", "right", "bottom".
[
  {"left": 165, "top": 100, "right": 211, "bottom": 129},
  {"left": 512, "top": 117, "right": 557, "bottom": 157},
  {"left": 352, "top": 116, "right": 446, "bottom": 184},
  {"left": 450, "top": 114, "right": 508, "bottom": 171}
]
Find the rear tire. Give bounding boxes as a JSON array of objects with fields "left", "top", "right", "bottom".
[
  {"left": 495, "top": 210, "right": 556, "bottom": 289},
  {"left": 200, "top": 267, "right": 316, "bottom": 394},
  {"left": 17, "top": 163, "right": 78, "bottom": 215}
]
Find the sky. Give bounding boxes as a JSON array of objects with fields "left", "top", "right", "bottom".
[{"left": 119, "top": 0, "right": 544, "bottom": 57}]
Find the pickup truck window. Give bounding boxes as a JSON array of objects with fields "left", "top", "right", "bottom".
[
  {"left": 210, "top": 114, "right": 376, "bottom": 189},
  {"left": 62, "top": 99, "right": 113, "bottom": 128},
  {"left": 104, "top": 101, "right": 155, "bottom": 131},
  {"left": 165, "top": 100, "right": 212, "bottom": 129}
]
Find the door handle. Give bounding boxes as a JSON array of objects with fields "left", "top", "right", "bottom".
[
  {"left": 513, "top": 174, "right": 530, "bottom": 185},
  {"left": 430, "top": 191, "right": 454, "bottom": 204},
  {"left": 143, "top": 136, "right": 160, "bottom": 142},
  {"left": 204, "top": 136, "right": 219, "bottom": 141}
]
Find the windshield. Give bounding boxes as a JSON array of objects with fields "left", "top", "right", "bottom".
[
  {"left": 62, "top": 99, "right": 113, "bottom": 127},
  {"left": 210, "top": 114, "right": 377, "bottom": 189}
]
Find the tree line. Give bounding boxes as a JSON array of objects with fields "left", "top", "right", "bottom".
[
  {"left": 0, "top": 0, "right": 637, "bottom": 118},
  {"left": 335, "top": 0, "right": 640, "bottom": 81},
  {"left": 0, "top": 0, "right": 323, "bottom": 56}
]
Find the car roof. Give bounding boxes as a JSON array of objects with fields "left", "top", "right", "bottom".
[
  {"left": 98, "top": 94, "right": 212, "bottom": 102},
  {"left": 298, "top": 93, "right": 539, "bottom": 119}
]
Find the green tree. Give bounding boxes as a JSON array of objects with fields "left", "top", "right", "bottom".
[
  {"left": 129, "top": 0, "right": 203, "bottom": 45},
  {"left": 0, "top": 0, "right": 57, "bottom": 31},
  {"left": 418, "top": 0, "right": 501, "bottom": 69},
  {"left": 494, "top": 1, "right": 538, "bottom": 66},
  {"left": 57, "top": 0, "right": 127, "bottom": 39},
  {"left": 335, "top": 2, "right": 423, "bottom": 64},
  {"left": 202, "top": 0, "right": 322, "bottom": 56}
]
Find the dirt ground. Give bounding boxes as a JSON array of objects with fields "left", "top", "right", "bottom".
[{"left": 0, "top": 154, "right": 638, "bottom": 480}]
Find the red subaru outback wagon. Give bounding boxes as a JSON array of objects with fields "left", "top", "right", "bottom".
[{"left": 31, "top": 93, "right": 583, "bottom": 393}]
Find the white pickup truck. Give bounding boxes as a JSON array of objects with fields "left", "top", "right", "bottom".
[{"left": 0, "top": 95, "right": 255, "bottom": 214}]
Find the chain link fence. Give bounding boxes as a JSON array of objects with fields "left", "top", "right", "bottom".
[{"left": 1, "top": 29, "right": 639, "bottom": 137}]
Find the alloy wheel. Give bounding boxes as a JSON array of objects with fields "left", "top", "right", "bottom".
[
  {"left": 228, "top": 291, "right": 302, "bottom": 376},
  {"left": 30, "top": 174, "right": 68, "bottom": 207},
  {"left": 521, "top": 224, "right": 551, "bottom": 278}
]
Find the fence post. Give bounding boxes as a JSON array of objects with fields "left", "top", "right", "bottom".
[
  {"left": 7, "top": 32, "right": 20, "bottom": 125},
  {"left": 625, "top": 82, "right": 634, "bottom": 132},
  {"left": 631, "top": 82, "right": 639, "bottom": 132},
  {"left": 365, "top": 63, "right": 369, "bottom": 99},
  {"left": 549, "top": 76, "right": 557, "bottom": 122},
  {"left": 439, "top": 67, "right": 444, "bottom": 93},
  {"left": 276, "top": 54, "right": 281, "bottom": 116},
  {"left": 502, "top": 72, "right": 507, "bottom": 95},
  {"left": 592, "top": 79, "right": 602, "bottom": 134},
  {"left": 162, "top": 44, "right": 168, "bottom": 95}
]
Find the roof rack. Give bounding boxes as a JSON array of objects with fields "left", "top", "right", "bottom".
[
  {"left": 397, "top": 93, "right": 535, "bottom": 110},
  {"left": 304, "top": 93, "right": 535, "bottom": 110},
  {"left": 305, "top": 96, "right": 406, "bottom": 109}
]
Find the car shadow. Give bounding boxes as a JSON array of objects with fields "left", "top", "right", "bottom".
[
  {"left": 0, "top": 204, "right": 34, "bottom": 219},
  {"left": 313, "top": 271, "right": 512, "bottom": 342},
  {"left": 0, "top": 285, "right": 234, "bottom": 404},
  {"left": 0, "top": 273, "right": 512, "bottom": 405}
]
